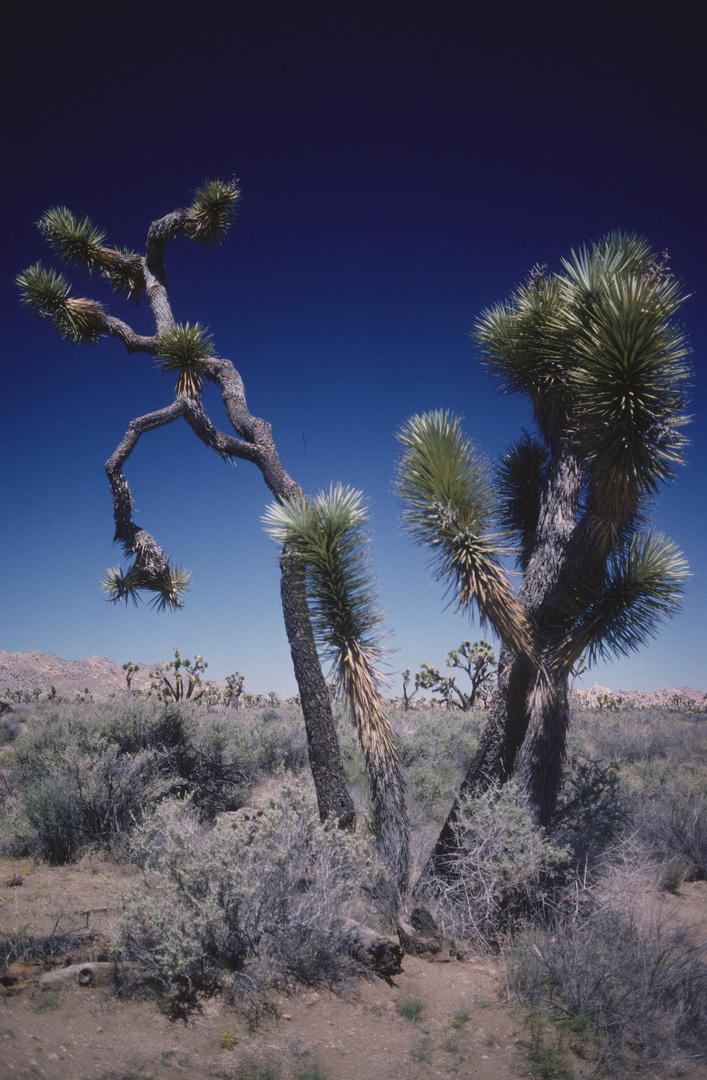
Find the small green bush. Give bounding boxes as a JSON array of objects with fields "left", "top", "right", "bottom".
[{"left": 396, "top": 993, "right": 426, "bottom": 1022}]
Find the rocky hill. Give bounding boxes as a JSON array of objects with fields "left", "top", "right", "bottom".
[{"left": 0, "top": 649, "right": 224, "bottom": 701}]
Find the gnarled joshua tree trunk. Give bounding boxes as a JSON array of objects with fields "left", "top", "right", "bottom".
[{"left": 19, "top": 182, "right": 356, "bottom": 833}]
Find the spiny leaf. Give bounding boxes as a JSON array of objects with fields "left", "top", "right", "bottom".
[
  {"left": 17, "top": 262, "right": 105, "bottom": 343},
  {"left": 186, "top": 178, "right": 240, "bottom": 245},
  {"left": 38, "top": 207, "right": 108, "bottom": 271},
  {"left": 101, "top": 564, "right": 191, "bottom": 610},
  {"left": 395, "top": 411, "right": 534, "bottom": 656},
  {"left": 559, "top": 531, "right": 689, "bottom": 665},
  {"left": 156, "top": 322, "right": 214, "bottom": 395}
]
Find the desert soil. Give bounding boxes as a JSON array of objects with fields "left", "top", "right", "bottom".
[
  {"left": 0, "top": 855, "right": 564, "bottom": 1080},
  {"left": 2, "top": 858, "right": 706, "bottom": 1080}
]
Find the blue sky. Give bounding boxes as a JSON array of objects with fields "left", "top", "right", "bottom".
[{"left": 2, "top": 3, "right": 705, "bottom": 696}]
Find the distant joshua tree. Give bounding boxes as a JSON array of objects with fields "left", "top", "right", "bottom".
[
  {"left": 415, "top": 640, "right": 496, "bottom": 711},
  {"left": 122, "top": 661, "right": 139, "bottom": 695},
  {"left": 396, "top": 235, "right": 690, "bottom": 870},
  {"left": 17, "top": 180, "right": 407, "bottom": 889}
]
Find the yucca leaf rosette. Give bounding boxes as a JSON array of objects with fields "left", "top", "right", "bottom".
[
  {"left": 102, "top": 564, "right": 191, "bottom": 611},
  {"left": 264, "top": 484, "right": 409, "bottom": 888},
  {"left": 155, "top": 322, "right": 214, "bottom": 396},
  {"left": 16, "top": 262, "right": 106, "bottom": 344},
  {"left": 185, "top": 179, "right": 241, "bottom": 245},
  {"left": 395, "top": 410, "right": 533, "bottom": 658}
]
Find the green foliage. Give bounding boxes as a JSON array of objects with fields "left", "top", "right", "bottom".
[
  {"left": 38, "top": 206, "right": 110, "bottom": 272},
  {"left": 186, "top": 178, "right": 241, "bottom": 245},
  {"left": 101, "top": 564, "right": 192, "bottom": 612},
  {"left": 496, "top": 432, "right": 550, "bottom": 570},
  {"left": 520, "top": 1011, "right": 576, "bottom": 1080},
  {"left": 264, "top": 484, "right": 386, "bottom": 674},
  {"left": 16, "top": 262, "right": 105, "bottom": 343},
  {"left": 396, "top": 993, "right": 426, "bottom": 1022},
  {"left": 155, "top": 322, "right": 214, "bottom": 396},
  {"left": 34, "top": 206, "right": 143, "bottom": 298},
  {"left": 395, "top": 410, "right": 533, "bottom": 656}
]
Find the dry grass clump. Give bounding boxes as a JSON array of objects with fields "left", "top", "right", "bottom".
[{"left": 508, "top": 895, "right": 707, "bottom": 1075}]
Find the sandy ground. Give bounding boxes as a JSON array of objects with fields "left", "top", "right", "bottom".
[{"left": 2, "top": 855, "right": 705, "bottom": 1080}]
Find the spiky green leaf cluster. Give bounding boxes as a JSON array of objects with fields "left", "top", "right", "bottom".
[
  {"left": 560, "top": 532, "right": 689, "bottom": 664},
  {"left": 186, "top": 179, "right": 240, "bottom": 245},
  {"left": 395, "top": 411, "right": 533, "bottom": 655},
  {"left": 16, "top": 262, "right": 105, "bottom": 343},
  {"left": 101, "top": 565, "right": 191, "bottom": 611},
  {"left": 37, "top": 208, "right": 143, "bottom": 299},
  {"left": 264, "top": 483, "right": 386, "bottom": 666},
  {"left": 496, "top": 433, "right": 549, "bottom": 569},
  {"left": 476, "top": 233, "right": 690, "bottom": 524},
  {"left": 156, "top": 322, "right": 214, "bottom": 395},
  {"left": 38, "top": 207, "right": 109, "bottom": 271}
]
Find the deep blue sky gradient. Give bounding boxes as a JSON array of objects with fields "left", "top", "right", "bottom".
[{"left": 2, "top": 3, "right": 705, "bottom": 695}]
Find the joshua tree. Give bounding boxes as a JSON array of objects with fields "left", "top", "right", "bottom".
[
  {"left": 16, "top": 180, "right": 358, "bottom": 830},
  {"left": 224, "top": 672, "right": 245, "bottom": 709},
  {"left": 415, "top": 640, "right": 496, "bottom": 711},
  {"left": 264, "top": 483, "right": 409, "bottom": 893},
  {"left": 400, "top": 669, "right": 420, "bottom": 710},
  {"left": 122, "top": 661, "right": 140, "bottom": 695},
  {"left": 150, "top": 649, "right": 207, "bottom": 702},
  {"left": 396, "top": 234, "right": 690, "bottom": 862}
]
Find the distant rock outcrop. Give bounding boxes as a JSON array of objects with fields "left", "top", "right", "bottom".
[
  {"left": 572, "top": 682, "right": 706, "bottom": 711},
  {"left": 0, "top": 649, "right": 153, "bottom": 699},
  {"left": 0, "top": 648, "right": 224, "bottom": 701}
]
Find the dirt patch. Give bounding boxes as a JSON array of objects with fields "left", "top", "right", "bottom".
[
  {"left": 3, "top": 856, "right": 705, "bottom": 1080},
  {"left": 0, "top": 856, "right": 533, "bottom": 1080}
]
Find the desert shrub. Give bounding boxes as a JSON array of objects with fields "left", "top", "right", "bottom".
[
  {"left": 633, "top": 782, "right": 707, "bottom": 880},
  {"left": 0, "top": 711, "right": 22, "bottom": 744},
  {"left": 396, "top": 707, "right": 481, "bottom": 815},
  {"left": 572, "top": 706, "right": 707, "bottom": 769},
  {"left": 550, "top": 756, "right": 627, "bottom": 867},
  {"left": 119, "top": 779, "right": 387, "bottom": 1021},
  {"left": 419, "top": 781, "right": 571, "bottom": 949},
  {"left": 0, "top": 701, "right": 254, "bottom": 861},
  {"left": 14, "top": 743, "right": 174, "bottom": 863},
  {"left": 509, "top": 902, "right": 707, "bottom": 1074}
]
